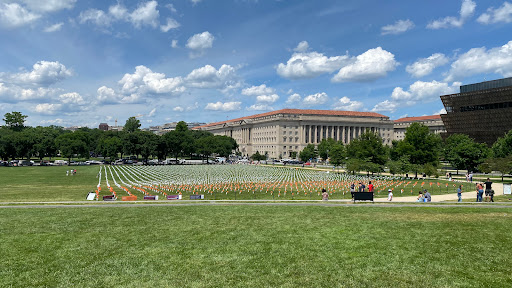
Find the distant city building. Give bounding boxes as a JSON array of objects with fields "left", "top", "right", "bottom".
[
  {"left": 194, "top": 109, "right": 393, "bottom": 159},
  {"left": 63, "top": 126, "right": 82, "bottom": 131},
  {"left": 99, "top": 123, "right": 109, "bottom": 131},
  {"left": 441, "top": 77, "right": 512, "bottom": 145},
  {"left": 393, "top": 115, "right": 445, "bottom": 141},
  {"left": 148, "top": 122, "right": 207, "bottom": 135}
]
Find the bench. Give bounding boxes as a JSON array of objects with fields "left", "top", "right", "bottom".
[{"left": 351, "top": 192, "right": 374, "bottom": 202}]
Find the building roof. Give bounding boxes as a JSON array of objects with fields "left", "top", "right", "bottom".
[
  {"left": 194, "top": 109, "right": 389, "bottom": 129},
  {"left": 394, "top": 115, "right": 441, "bottom": 123}
]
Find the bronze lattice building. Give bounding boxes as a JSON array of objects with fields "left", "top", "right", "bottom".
[{"left": 440, "top": 77, "right": 512, "bottom": 145}]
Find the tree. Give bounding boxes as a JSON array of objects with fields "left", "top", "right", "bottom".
[
  {"left": 479, "top": 156, "right": 512, "bottom": 181},
  {"left": 392, "top": 123, "right": 441, "bottom": 177},
  {"left": 329, "top": 143, "right": 345, "bottom": 168},
  {"left": 492, "top": 129, "right": 512, "bottom": 158},
  {"left": 444, "top": 134, "right": 490, "bottom": 172},
  {"left": 317, "top": 138, "right": 336, "bottom": 161},
  {"left": 212, "top": 135, "right": 238, "bottom": 158},
  {"left": 3, "top": 111, "right": 27, "bottom": 131},
  {"left": 346, "top": 130, "right": 388, "bottom": 167},
  {"left": 299, "top": 144, "right": 317, "bottom": 162},
  {"left": 55, "top": 132, "right": 89, "bottom": 164},
  {"left": 124, "top": 117, "right": 141, "bottom": 133},
  {"left": 251, "top": 151, "right": 266, "bottom": 161},
  {"left": 196, "top": 135, "right": 215, "bottom": 162}
]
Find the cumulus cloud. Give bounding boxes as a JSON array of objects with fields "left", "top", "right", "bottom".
[
  {"left": 406, "top": 53, "right": 449, "bottom": 78},
  {"left": 303, "top": 92, "right": 328, "bottom": 106},
  {"left": 59, "top": 92, "right": 85, "bottom": 104},
  {"left": 294, "top": 41, "right": 309, "bottom": 52},
  {"left": 43, "top": 22, "right": 63, "bottom": 32},
  {"left": 286, "top": 93, "right": 301, "bottom": 104},
  {"left": 247, "top": 104, "right": 273, "bottom": 111},
  {"left": 160, "top": 18, "right": 180, "bottom": 32},
  {"left": 185, "top": 64, "right": 240, "bottom": 92},
  {"left": 0, "top": 3, "right": 40, "bottom": 28},
  {"left": 372, "top": 80, "right": 458, "bottom": 113},
  {"left": 1, "top": 61, "right": 73, "bottom": 86},
  {"left": 35, "top": 103, "right": 62, "bottom": 115},
  {"left": 79, "top": 1, "right": 160, "bottom": 31},
  {"left": 332, "top": 47, "right": 397, "bottom": 82},
  {"left": 242, "top": 84, "right": 275, "bottom": 96},
  {"left": 381, "top": 19, "right": 414, "bottom": 35},
  {"left": 478, "top": 2, "right": 512, "bottom": 24},
  {"left": 444, "top": 40, "right": 512, "bottom": 81},
  {"left": 333, "top": 96, "right": 364, "bottom": 111},
  {"left": 186, "top": 31, "right": 214, "bottom": 58},
  {"left": 256, "top": 94, "right": 279, "bottom": 103},
  {"left": 276, "top": 48, "right": 348, "bottom": 79},
  {"left": 427, "top": 0, "right": 476, "bottom": 29},
  {"left": 20, "top": 0, "right": 76, "bottom": 13},
  {"left": 97, "top": 85, "right": 142, "bottom": 104},
  {"left": 119, "top": 65, "right": 185, "bottom": 95},
  {"left": 173, "top": 106, "right": 184, "bottom": 112},
  {"left": 205, "top": 101, "right": 241, "bottom": 111},
  {"left": 171, "top": 40, "right": 178, "bottom": 48}
]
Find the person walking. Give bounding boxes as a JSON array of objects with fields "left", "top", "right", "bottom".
[
  {"left": 387, "top": 189, "right": 393, "bottom": 201},
  {"left": 368, "top": 181, "right": 374, "bottom": 193},
  {"left": 457, "top": 185, "right": 462, "bottom": 202},
  {"left": 476, "top": 183, "right": 484, "bottom": 202}
]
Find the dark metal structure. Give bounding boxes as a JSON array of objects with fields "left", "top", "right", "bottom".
[{"left": 440, "top": 77, "right": 512, "bottom": 146}]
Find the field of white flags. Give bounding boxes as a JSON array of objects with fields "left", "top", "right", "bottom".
[{"left": 94, "top": 164, "right": 461, "bottom": 201}]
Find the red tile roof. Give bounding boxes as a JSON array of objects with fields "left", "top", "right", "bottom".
[
  {"left": 394, "top": 115, "right": 442, "bottom": 123},
  {"left": 194, "top": 109, "right": 389, "bottom": 129}
]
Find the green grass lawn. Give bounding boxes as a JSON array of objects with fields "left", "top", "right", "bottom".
[{"left": 1, "top": 205, "right": 511, "bottom": 287}]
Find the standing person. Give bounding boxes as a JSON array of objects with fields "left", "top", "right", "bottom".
[
  {"left": 424, "top": 189, "right": 431, "bottom": 202},
  {"left": 350, "top": 183, "right": 356, "bottom": 193},
  {"left": 457, "top": 185, "right": 463, "bottom": 202},
  {"left": 368, "top": 181, "right": 374, "bottom": 193},
  {"left": 469, "top": 172, "right": 473, "bottom": 183},
  {"left": 484, "top": 178, "right": 493, "bottom": 202},
  {"left": 387, "top": 189, "right": 393, "bottom": 201},
  {"left": 321, "top": 188, "right": 329, "bottom": 201},
  {"left": 476, "top": 183, "right": 484, "bottom": 202}
]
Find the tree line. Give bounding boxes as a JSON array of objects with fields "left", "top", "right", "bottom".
[
  {"left": 0, "top": 112, "right": 238, "bottom": 163},
  {"left": 287, "top": 122, "right": 512, "bottom": 178}
]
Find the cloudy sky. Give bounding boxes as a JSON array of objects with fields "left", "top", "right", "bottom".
[{"left": 1, "top": 0, "right": 512, "bottom": 128}]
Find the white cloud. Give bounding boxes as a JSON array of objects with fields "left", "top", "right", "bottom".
[
  {"left": 406, "top": 53, "right": 449, "bottom": 78},
  {"left": 286, "top": 93, "right": 301, "bottom": 104},
  {"left": 0, "top": 3, "right": 40, "bottom": 28},
  {"left": 43, "top": 22, "right": 63, "bottom": 32},
  {"left": 108, "top": 3, "right": 128, "bottom": 20},
  {"left": 333, "top": 96, "right": 363, "bottom": 111},
  {"left": 294, "top": 41, "right": 309, "bottom": 52},
  {"left": 427, "top": 0, "right": 476, "bottom": 29},
  {"left": 256, "top": 94, "right": 279, "bottom": 104},
  {"left": 79, "top": 9, "right": 111, "bottom": 27},
  {"left": 59, "top": 92, "right": 84, "bottom": 104},
  {"left": 247, "top": 104, "right": 273, "bottom": 111},
  {"left": 40, "top": 118, "right": 64, "bottom": 125},
  {"left": 20, "top": 0, "right": 76, "bottom": 13},
  {"left": 381, "top": 19, "right": 414, "bottom": 35},
  {"left": 119, "top": 65, "right": 185, "bottom": 95},
  {"left": 186, "top": 31, "right": 214, "bottom": 58},
  {"left": 171, "top": 40, "right": 178, "bottom": 48},
  {"left": 242, "top": 84, "right": 275, "bottom": 96},
  {"left": 4, "top": 61, "right": 73, "bottom": 86},
  {"left": 35, "top": 103, "right": 62, "bottom": 115},
  {"left": 96, "top": 85, "right": 142, "bottom": 104},
  {"left": 332, "top": 47, "right": 397, "bottom": 82},
  {"left": 160, "top": 17, "right": 180, "bottom": 32},
  {"left": 303, "top": 92, "right": 328, "bottom": 106},
  {"left": 205, "top": 101, "right": 241, "bottom": 111},
  {"left": 438, "top": 108, "right": 447, "bottom": 114},
  {"left": 372, "top": 100, "right": 399, "bottom": 113},
  {"left": 276, "top": 50, "right": 348, "bottom": 79},
  {"left": 185, "top": 64, "right": 240, "bottom": 91},
  {"left": 173, "top": 106, "right": 184, "bottom": 112},
  {"left": 372, "top": 80, "right": 458, "bottom": 113},
  {"left": 166, "top": 4, "right": 177, "bottom": 13},
  {"left": 477, "top": 2, "right": 512, "bottom": 24},
  {"left": 148, "top": 108, "right": 157, "bottom": 117},
  {"left": 444, "top": 40, "right": 512, "bottom": 81},
  {"left": 129, "top": 0, "right": 159, "bottom": 29}
]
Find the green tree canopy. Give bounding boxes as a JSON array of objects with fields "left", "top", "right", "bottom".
[
  {"left": 492, "top": 129, "right": 512, "bottom": 158},
  {"left": 299, "top": 144, "right": 317, "bottom": 162},
  {"left": 317, "top": 138, "right": 336, "bottom": 161},
  {"left": 392, "top": 122, "right": 441, "bottom": 167},
  {"left": 346, "top": 130, "right": 388, "bottom": 166},
  {"left": 124, "top": 117, "right": 141, "bottom": 133},
  {"left": 444, "top": 134, "right": 489, "bottom": 171},
  {"left": 3, "top": 111, "right": 28, "bottom": 131},
  {"left": 329, "top": 143, "right": 345, "bottom": 167}
]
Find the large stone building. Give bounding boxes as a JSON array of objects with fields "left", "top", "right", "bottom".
[
  {"left": 440, "top": 77, "right": 512, "bottom": 145},
  {"left": 393, "top": 115, "right": 445, "bottom": 141},
  {"left": 195, "top": 109, "right": 393, "bottom": 158}
]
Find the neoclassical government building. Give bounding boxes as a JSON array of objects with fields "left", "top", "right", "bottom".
[{"left": 195, "top": 109, "right": 394, "bottom": 158}]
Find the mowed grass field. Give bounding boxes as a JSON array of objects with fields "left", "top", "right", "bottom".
[
  {"left": 1, "top": 205, "right": 511, "bottom": 287},
  {"left": 0, "top": 166, "right": 99, "bottom": 202}
]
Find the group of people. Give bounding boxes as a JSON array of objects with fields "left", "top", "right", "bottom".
[
  {"left": 66, "top": 169, "right": 77, "bottom": 176},
  {"left": 475, "top": 178, "right": 494, "bottom": 202},
  {"left": 416, "top": 190, "right": 432, "bottom": 202},
  {"left": 349, "top": 181, "right": 375, "bottom": 193}
]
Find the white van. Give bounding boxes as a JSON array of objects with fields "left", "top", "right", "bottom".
[{"left": 54, "top": 160, "right": 68, "bottom": 166}]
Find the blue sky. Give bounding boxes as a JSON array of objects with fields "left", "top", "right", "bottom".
[{"left": 1, "top": 0, "right": 512, "bottom": 128}]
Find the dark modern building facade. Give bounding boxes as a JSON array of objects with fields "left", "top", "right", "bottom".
[{"left": 440, "top": 77, "right": 512, "bottom": 145}]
